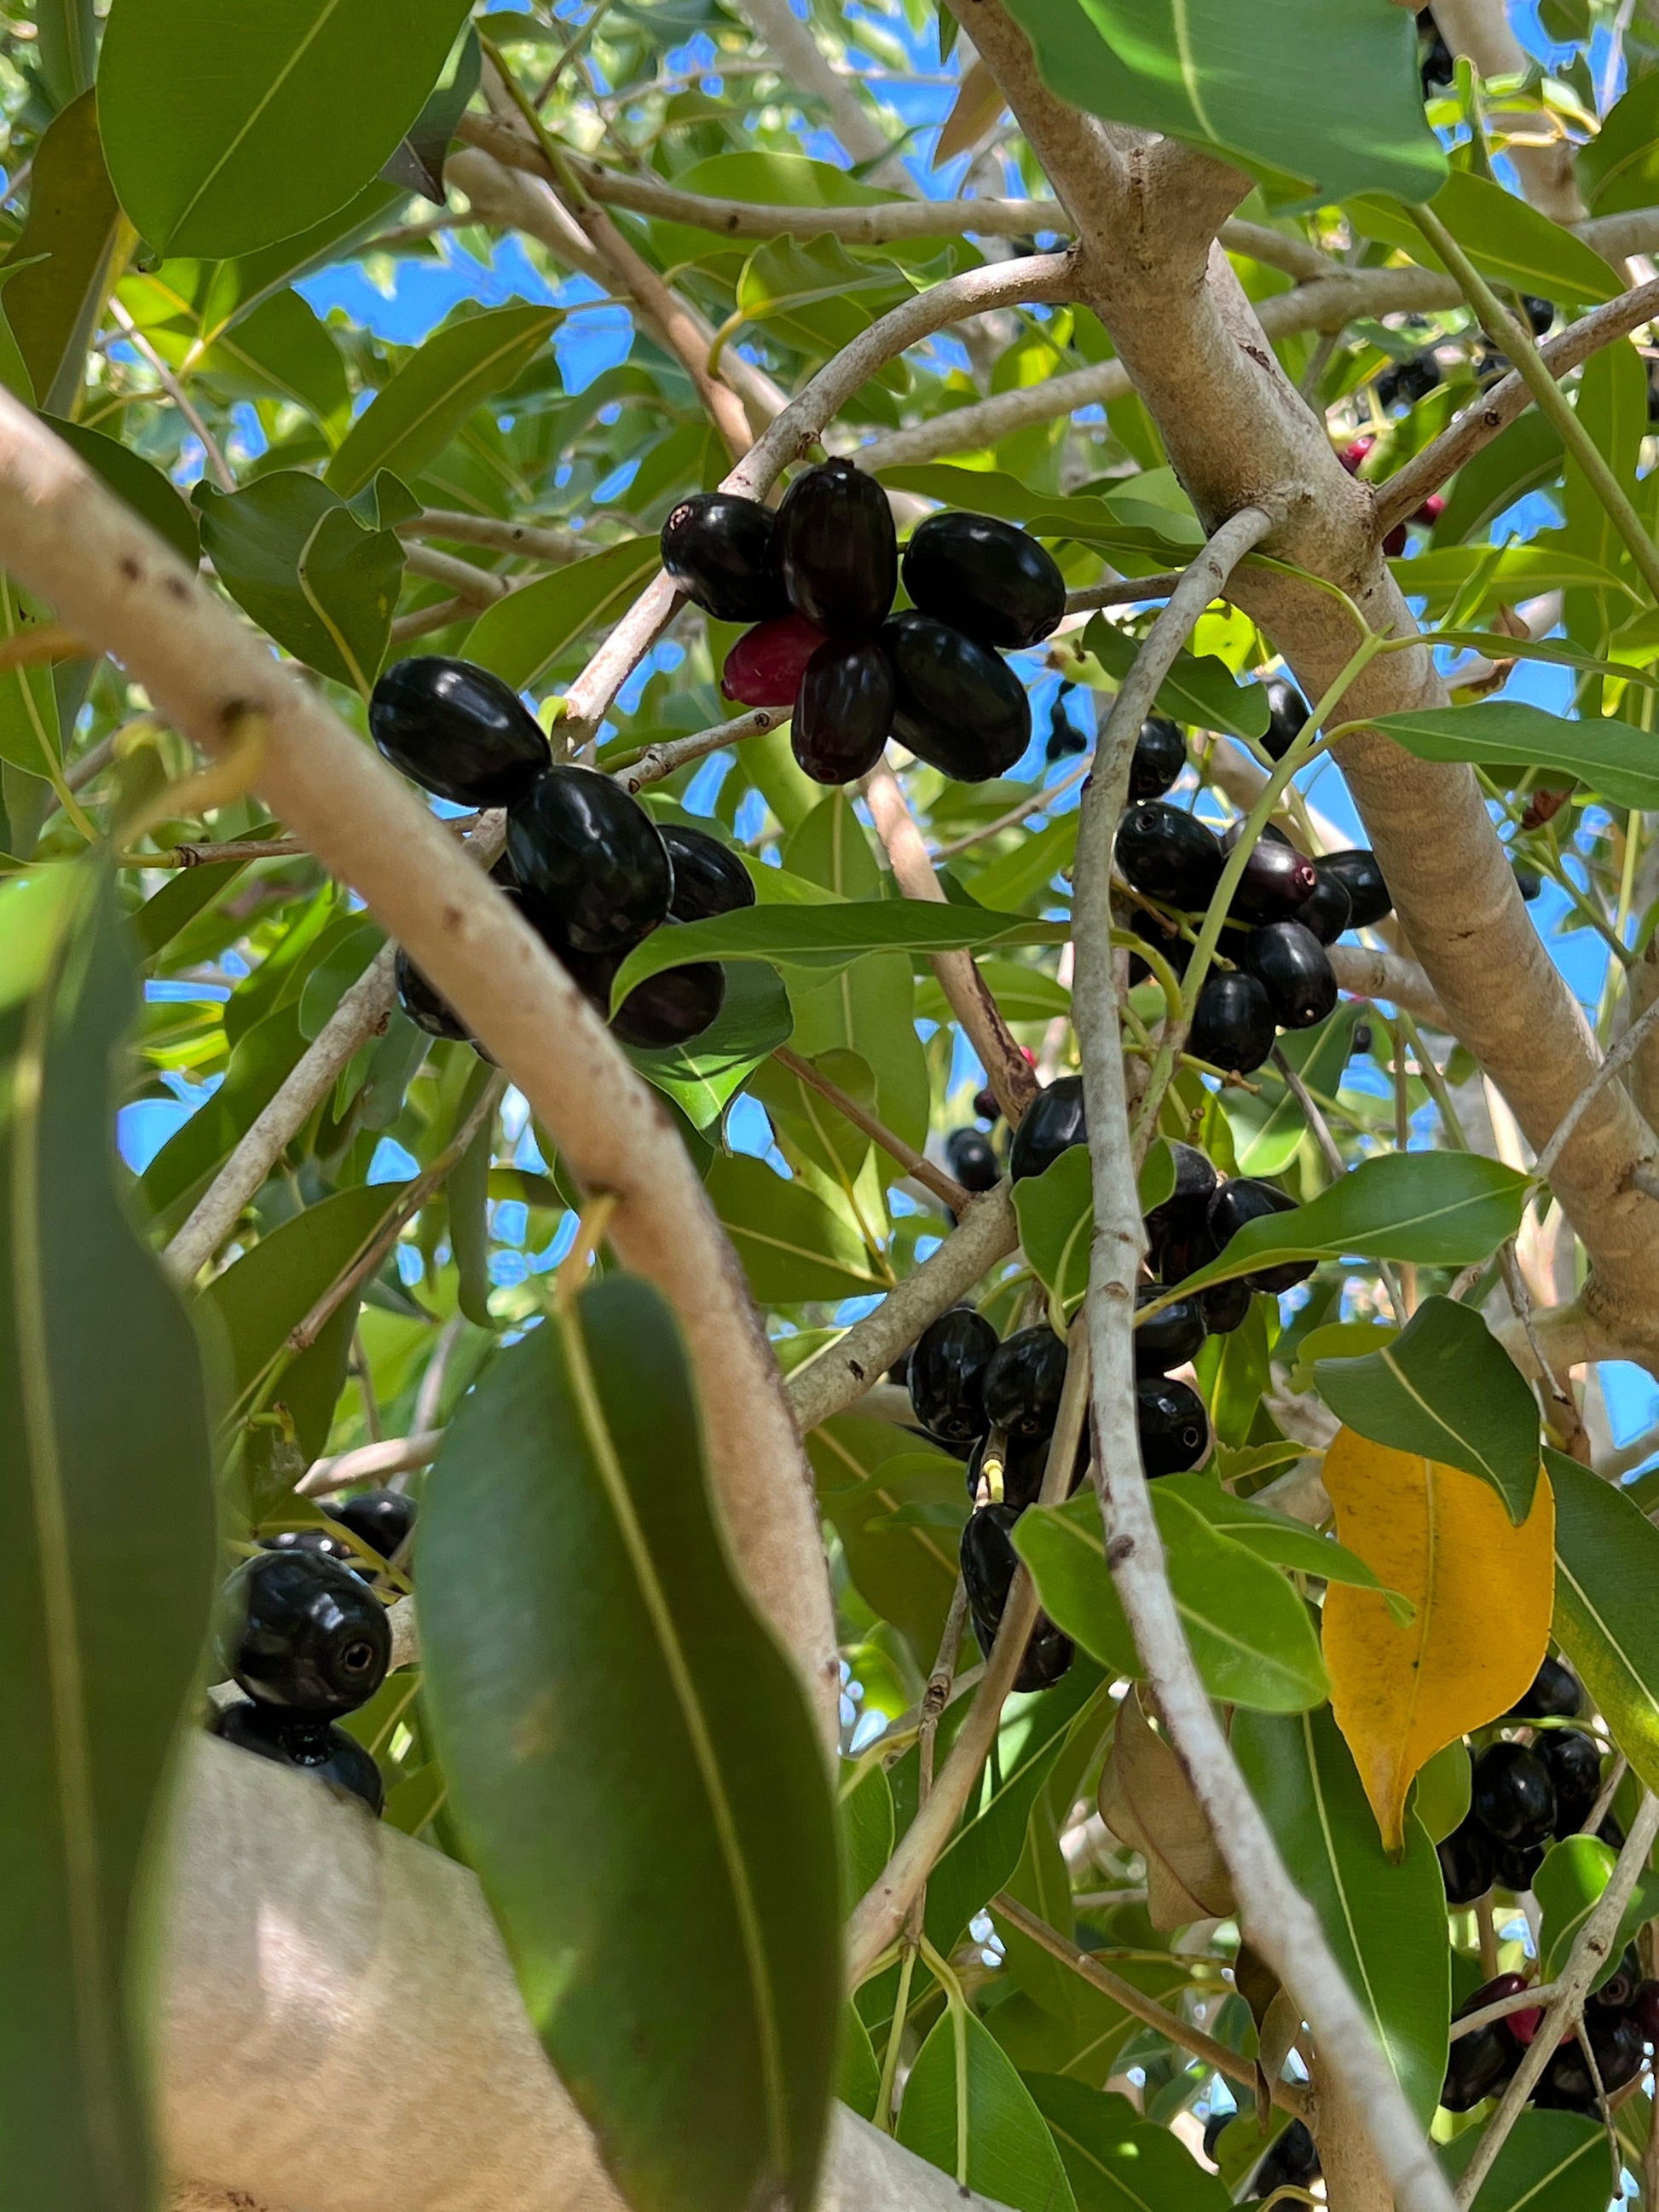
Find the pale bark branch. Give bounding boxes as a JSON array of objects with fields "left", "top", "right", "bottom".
[
  {"left": 402, "top": 541, "right": 512, "bottom": 604},
  {"left": 298, "top": 1429, "right": 444, "bottom": 1498},
  {"left": 397, "top": 510, "right": 584, "bottom": 565},
  {"left": 729, "top": 0, "right": 903, "bottom": 177},
  {"left": 1431, "top": 0, "right": 1587, "bottom": 224},
  {"left": 608, "top": 705, "right": 786, "bottom": 796}
]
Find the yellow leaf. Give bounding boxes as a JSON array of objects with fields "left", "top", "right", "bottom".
[
  {"left": 1322, "top": 1428, "right": 1554, "bottom": 1857},
  {"left": 934, "top": 61, "right": 1005, "bottom": 168}
]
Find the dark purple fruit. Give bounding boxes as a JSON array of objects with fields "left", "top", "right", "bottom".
[
  {"left": 1188, "top": 972, "right": 1275, "bottom": 1076},
  {"left": 660, "top": 491, "right": 787, "bottom": 624},
  {"left": 330, "top": 1489, "right": 418, "bottom": 1561},
  {"left": 611, "top": 956, "right": 726, "bottom": 1048},
  {"left": 396, "top": 946, "right": 473, "bottom": 1044},
  {"left": 1246, "top": 920, "right": 1338, "bottom": 1030},
  {"left": 662, "top": 824, "right": 755, "bottom": 922},
  {"left": 1472, "top": 1740, "right": 1556, "bottom": 1845},
  {"left": 1135, "top": 1285, "right": 1207, "bottom": 1376},
  {"left": 1260, "top": 677, "right": 1310, "bottom": 763},
  {"left": 1252, "top": 2121, "right": 1319, "bottom": 2196},
  {"left": 369, "top": 656, "right": 550, "bottom": 809},
  {"left": 1437, "top": 1809, "right": 1494, "bottom": 1904},
  {"left": 793, "top": 636, "right": 894, "bottom": 784},
  {"left": 945, "top": 1126, "right": 1000, "bottom": 1193},
  {"left": 1207, "top": 1178, "right": 1311, "bottom": 1292},
  {"left": 1144, "top": 1144, "right": 1221, "bottom": 1280},
  {"left": 910, "top": 1306, "right": 998, "bottom": 1444},
  {"left": 1507, "top": 1655, "right": 1581, "bottom": 1721},
  {"left": 1631, "top": 1981, "right": 1659, "bottom": 2042},
  {"left": 983, "top": 1327, "right": 1068, "bottom": 1440},
  {"left": 1534, "top": 2013, "right": 1644, "bottom": 2109},
  {"left": 1537, "top": 1729, "right": 1602, "bottom": 1839},
  {"left": 974, "top": 1084, "right": 999, "bottom": 1123},
  {"left": 1223, "top": 832, "right": 1318, "bottom": 923},
  {"left": 721, "top": 611, "right": 827, "bottom": 707},
  {"left": 263, "top": 1527, "right": 359, "bottom": 1565},
  {"left": 882, "top": 611, "right": 1031, "bottom": 782},
  {"left": 1298, "top": 867, "right": 1354, "bottom": 945},
  {"left": 217, "top": 1550, "right": 391, "bottom": 1718},
  {"left": 1116, "top": 801, "right": 1224, "bottom": 906},
  {"left": 1319, "top": 849, "right": 1392, "bottom": 929},
  {"left": 211, "top": 1698, "right": 384, "bottom": 1815},
  {"left": 901, "top": 510, "right": 1064, "bottom": 651},
  {"left": 1136, "top": 1377, "right": 1210, "bottom": 1475},
  {"left": 1513, "top": 863, "right": 1543, "bottom": 903},
  {"left": 507, "top": 766, "right": 673, "bottom": 955},
  {"left": 1199, "top": 1276, "right": 1253, "bottom": 1334},
  {"left": 960, "top": 1504, "right": 1073, "bottom": 1692},
  {"left": 1591, "top": 1947, "right": 1642, "bottom": 2017},
  {"left": 775, "top": 459, "right": 896, "bottom": 633},
  {"left": 1130, "top": 716, "right": 1185, "bottom": 802},
  {"left": 1441, "top": 2023, "right": 1517, "bottom": 2111},
  {"left": 1489, "top": 1835, "right": 1546, "bottom": 1892},
  {"left": 1046, "top": 696, "right": 1088, "bottom": 761},
  {"left": 1124, "top": 909, "right": 1190, "bottom": 988},
  {"left": 1009, "top": 1075, "right": 1086, "bottom": 1182}
]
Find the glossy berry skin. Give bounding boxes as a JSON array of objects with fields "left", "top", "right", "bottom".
[
  {"left": 1490, "top": 1835, "right": 1546, "bottom": 1893},
  {"left": 1631, "top": 1980, "right": 1659, "bottom": 2043},
  {"left": 212, "top": 1699, "right": 385, "bottom": 1815},
  {"left": 263, "top": 1526, "right": 359, "bottom": 1565},
  {"left": 775, "top": 459, "right": 897, "bottom": 634},
  {"left": 508, "top": 767, "right": 673, "bottom": 955},
  {"left": 660, "top": 492, "right": 786, "bottom": 624},
  {"left": 1591, "top": 1947, "right": 1642, "bottom": 2017},
  {"left": 973, "top": 1084, "right": 1000, "bottom": 1123},
  {"left": 1534, "top": 2014, "right": 1644, "bottom": 2110},
  {"left": 1537, "top": 1728, "right": 1603, "bottom": 1839},
  {"left": 1009, "top": 1075, "right": 1086, "bottom": 1183},
  {"left": 1246, "top": 920, "right": 1338, "bottom": 1030},
  {"left": 610, "top": 956, "right": 726, "bottom": 1049},
  {"left": 1298, "top": 867, "right": 1354, "bottom": 945},
  {"left": 369, "top": 656, "right": 551, "bottom": 809},
  {"left": 217, "top": 1550, "right": 391, "bottom": 1718},
  {"left": 1513, "top": 863, "right": 1543, "bottom": 903},
  {"left": 1261, "top": 677, "right": 1310, "bottom": 763},
  {"left": 1208, "top": 1178, "right": 1311, "bottom": 1293},
  {"left": 1046, "top": 698, "right": 1087, "bottom": 761},
  {"left": 960, "top": 1504, "right": 1073, "bottom": 1692},
  {"left": 1226, "top": 836, "right": 1319, "bottom": 923},
  {"left": 1115, "top": 801, "right": 1224, "bottom": 906},
  {"left": 1472, "top": 1740, "right": 1557, "bottom": 1845},
  {"left": 983, "top": 1327, "right": 1068, "bottom": 1440},
  {"left": 910, "top": 1306, "right": 998, "bottom": 1444},
  {"left": 395, "top": 948, "right": 472, "bottom": 1044},
  {"left": 1318, "top": 848, "right": 1392, "bottom": 929},
  {"left": 1143, "top": 1143, "right": 1220, "bottom": 1282},
  {"left": 945, "top": 1126, "right": 1000, "bottom": 1193},
  {"left": 901, "top": 511, "right": 1064, "bottom": 650},
  {"left": 1135, "top": 1286, "right": 1207, "bottom": 1377},
  {"left": 1136, "top": 1377, "right": 1210, "bottom": 1476},
  {"left": 660, "top": 824, "right": 754, "bottom": 922},
  {"left": 882, "top": 612, "right": 1031, "bottom": 782},
  {"left": 331, "top": 1488, "right": 418, "bottom": 1562},
  {"left": 1252, "top": 2122, "right": 1319, "bottom": 2196},
  {"left": 1507, "top": 1654, "right": 1582, "bottom": 1721},
  {"left": 1441, "top": 2022, "right": 1517, "bottom": 2112},
  {"left": 793, "top": 636, "right": 894, "bottom": 784},
  {"left": 1130, "top": 716, "right": 1185, "bottom": 802},
  {"left": 1188, "top": 972, "right": 1275, "bottom": 1077},
  {"left": 1437, "top": 1810, "right": 1494, "bottom": 1905},
  {"left": 1199, "top": 1276, "right": 1253, "bottom": 1335},
  {"left": 720, "top": 611, "right": 827, "bottom": 707}
]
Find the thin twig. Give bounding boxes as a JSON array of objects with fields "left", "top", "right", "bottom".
[
  {"left": 905, "top": 1575, "right": 970, "bottom": 1943},
  {"left": 774, "top": 1045, "right": 968, "bottom": 1210},
  {"left": 1448, "top": 1982, "right": 1557, "bottom": 2040},
  {"left": 1270, "top": 1044, "right": 1346, "bottom": 1182},
  {"left": 1534, "top": 997, "right": 1659, "bottom": 1185},
  {"left": 932, "top": 751, "right": 1092, "bottom": 858},
  {"left": 1583, "top": 1754, "right": 1628, "bottom": 1839},
  {"left": 1063, "top": 570, "right": 1196, "bottom": 614},
  {"left": 608, "top": 705, "right": 785, "bottom": 795},
  {"left": 298, "top": 1429, "right": 445, "bottom": 1498},
  {"left": 402, "top": 543, "right": 512, "bottom": 604},
  {"left": 396, "top": 510, "right": 584, "bottom": 564},
  {"left": 108, "top": 296, "right": 235, "bottom": 493}
]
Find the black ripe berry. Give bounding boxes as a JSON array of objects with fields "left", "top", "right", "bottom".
[
  {"left": 775, "top": 459, "right": 897, "bottom": 634},
  {"left": 662, "top": 824, "right": 755, "bottom": 923},
  {"left": 1252, "top": 2122, "right": 1319, "bottom": 2197},
  {"left": 1130, "top": 716, "right": 1186, "bottom": 802},
  {"left": 1136, "top": 1376, "right": 1211, "bottom": 1475},
  {"left": 1490, "top": 1835, "right": 1546, "bottom": 1893},
  {"left": 960, "top": 1505, "right": 1073, "bottom": 1692},
  {"left": 793, "top": 636, "right": 894, "bottom": 784},
  {"left": 1535, "top": 2013, "right": 1644, "bottom": 2110},
  {"left": 217, "top": 1550, "right": 391, "bottom": 1719},
  {"left": 1224, "top": 832, "right": 1319, "bottom": 922},
  {"left": 1471, "top": 1740, "right": 1557, "bottom": 1845},
  {"left": 1009, "top": 1075, "right": 1087, "bottom": 1182},
  {"left": 1246, "top": 920, "right": 1338, "bottom": 1029},
  {"left": 263, "top": 1526, "right": 358, "bottom": 1565},
  {"left": 1188, "top": 972, "right": 1275, "bottom": 1075},
  {"left": 1207, "top": 1177, "right": 1311, "bottom": 1291},
  {"left": 659, "top": 491, "right": 787, "bottom": 624},
  {"left": 1116, "top": 801, "right": 1224, "bottom": 906},
  {"left": 1437, "top": 1809, "right": 1494, "bottom": 1905},
  {"left": 900, "top": 511, "right": 1065, "bottom": 651},
  {"left": 331, "top": 1488, "right": 418, "bottom": 1561},
  {"left": 967, "top": 1427, "right": 1060, "bottom": 1513},
  {"left": 910, "top": 1306, "right": 998, "bottom": 1444},
  {"left": 604, "top": 953, "right": 726, "bottom": 1049},
  {"left": 508, "top": 766, "right": 673, "bottom": 955},
  {"left": 1143, "top": 1141, "right": 1220, "bottom": 1281},
  {"left": 1135, "top": 1285, "right": 1208, "bottom": 1376},
  {"left": 212, "top": 1699, "right": 385, "bottom": 1815},
  {"left": 982, "top": 1327, "right": 1068, "bottom": 1440},
  {"left": 369, "top": 656, "right": 551, "bottom": 809},
  {"left": 396, "top": 948, "right": 473, "bottom": 1044},
  {"left": 1298, "top": 866, "right": 1354, "bottom": 945},
  {"left": 882, "top": 611, "right": 1032, "bottom": 782},
  {"left": 1512, "top": 862, "right": 1543, "bottom": 903},
  {"left": 1507, "top": 1654, "right": 1581, "bottom": 1721},
  {"left": 1318, "top": 848, "right": 1393, "bottom": 929},
  {"left": 1537, "top": 1729, "right": 1602, "bottom": 1839},
  {"left": 945, "top": 1126, "right": 1001, "bottom": 1193},
  {"left": 1441, "top": 2022, "right": 1517, "bottom": 2113},
  {"left": 1261, "top": 677, "right": 1310, "bottom": 763},
  {"left": 1199, "top": 1275, "right": 1253, "bottom": 1334}
]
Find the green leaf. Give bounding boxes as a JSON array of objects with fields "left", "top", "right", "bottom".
[
  {"left": 704, "top": 1152, "right": 887, "bottom": 1302},
  {"left": 195, "top": 470, "right": 402, "bottom": 692},
  {"left": 43, "top": 414, "right": 200, "bottom": 566},
  {"left": 896, "top": 2007, "right": 1078, "bottom": 2212},
  {"left": 1315, "top": 1296, "right": 1540, "bottom": 1523},
  {"left": 1534, "top": 1833, "right": 1659, "bottom": 1989},
  {"left": 0, "top": 579, "right": 64, "bottom": 778},
  {"left": 326, "top": 303, "right": 558, "bottom": 498},
  {"left": 448, "top": 1060, "right": 497, "bottom": 1331},
  {"left": 1578, "top": 70, "right": 1659, "bottom": 218},
  {"left": 99, "top": 0, "right": 475, "bottom": 257},
  {"left": 194, "top": 288, "right": 350, "bottom": 439},
  {"left": 1158, "top": 1472, "right": 1408, "bottom": 1614},
  {"left": 1233, "top": 1705, "right": 1449, "bottom": 2125},
  {"left": 999, "top": 0, "right": 1443, "bottom": 205},
  {"left": 1028, "top": 2077, "right": 1230, "bottom": 2212},
  {"left": 1347, "top": 171, "right": 1621, "bottom": 305},
  {"left": 1014, "top": 1486, "right": 1330, "bottom": 1712},
  {"left": 731, "top": 235, "right": 912, "bottom": 381},
  {"left": 916, "top": 958, "right": 1071, "bottom": 1027},
  {"left": 839, "top": 2008, "right": 882, "bottom": 2122},
  {"left": 625, "top": 962, "right": 793, "bottom": 1131},
  {"left": 420, "top": 1274, "right": 840, "bottom": 2212},
  {"left": 808, "top": 1421, "right": 962, "bottom": 1666},
  {"left": 1222, "top": 1002, "right": 1364, "bottom": 1178},
  {"left": 36, "top": 0, "right": 97, "bottom": 108},
  {"left": 139, "top": 1003, "right": 308, "bottom": 1218},
  {"left": 0, "top": 863, "right": 216, "bottom": 2207},
  {"left": 1434, "top": 413, "right": 1563, "bottom": 547},
  {"left": 1547, "top": 1449, "right": 1659, "bottom": 1800},
  {"left": 967, "top": 817, "right": 1080, "bottom": 915},
  {"left": 463, "top": 537, "right": 659, "bottom": 691},
  {"left": 1442, "top": 2109, "right": 1609, "bottom": 2212},
  {"left": 878, "top": 463, "right": 1204, "bottom": 555},
  {"left": 1, "top": 90, "right": 125, "bottom": 413},
  {"left": 1012, "top": 1143, "right": 1094, "bottom": 1315},
  {"left": 1400, "top": 542, "right": 1639, "bottom": 615},
  {"left": 840, "top": 1760, "right": 894, "bottom": 1915},
  {"left": 1084, "top": 615, "right": 1270, "bottom": 742}
]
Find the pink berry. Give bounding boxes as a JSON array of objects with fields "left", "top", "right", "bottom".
[{"left": 720, "top": 612, "right": 827, "bottom": 707}]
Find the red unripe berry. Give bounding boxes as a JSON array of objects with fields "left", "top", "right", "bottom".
[{"left": 721, "top": 612, "right": 826, "bottom": 707}]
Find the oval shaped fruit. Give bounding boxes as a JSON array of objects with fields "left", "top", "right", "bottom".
[
  {"left": 1207, "top": 1176, "right": 1311, "bottom": 1291},
  {"left": 1199, "top": 1275, "right": 1253, "bottom": 1334},
  {"left": 1253, "top": 2122, "right": 1319, "bottom": 2195},
  {"left": 1130, "top": 715, "right": 1186, "bottom": 801},
  {"left": 720, "top": 611, "right": 827, "bottom": 707},
  {"left": 945, "top": 1126, "right": 1000, "bottom": 1193},
  {"left": 1134, "top": 1285, "right": 1207, "bottom": 1376},
  {"left": 882, "top": 610, "right": 1031, "bottom": 782},
  {"left": 1536, "top": 1728, "right": 1602, "bottom": 1838},
  {"left": 1436, "top": 1808, "right": 1494, "bottom": 1905},
  {"left": 1116, "top": 801, "right": 1224, "bottom": 906},
  {"left": 507, "top": 765, "right": 673, "bottom": 954},
  {"left": 1136, "top": 1376, "right": 1210, "bottom": 1475},
  {"left": 1507, "top": 1653, "right": 1581, "bottom": 1722},
  {"left": 1009, "top": 1074, "right": 1086, "bottom": 1182},
  {"left": 662, "top": 823, "right": 755, "bottom": 922},
  {"left": 793, "top": 636, "right": 894, "bottom": 784},
  {"left": 1319, "top": 847, "right": 1393, "bottom": 928},
  {"left": 1227, "top": 836, "right": 1319, "bottom": 922},
  {"left": 983, "top": 1327, "right": 1068, "bottom": 1440},
  {"left": 211, "top": 1699, "right": 384, "bottom": 1815},
  {"left": 960, "top": 1503, "right": 1074, "bottom": 1691},
  {"left": 1261, "top": 675, "right": 1310, "bottom": 762},
  {"left": 775, "top": 458, "right": 896, "bottom": 633},
  {"left": 331, "top": 1488, "right": 418, "bottom": 1561},
  {"left": 369, "top": 656, "right": 551, "bottom": 808},
  {"left": 1513, "top": 862, "right": 1543, "bottom": 903},
  {"left": 1188, "top": 971, "right": 1275, "bottom": 1075},
  {"left": 1298, "top": 866, "right": 1354, "bottom": 944},
  {"left": 263, "top": 1526, "right": 360, "bottom": 1565},
  {"left": 1246, "top": 919, "right": 1338, "bottom": 1029},
  {"left": 1441, "top": 2023, "right": 1517, "bottom": 2112},
  {"left": 1591, "top": 1947, "right": 1642, "bottom": 2017},
  {"left": 1489, "top": 1835, "right": 1546, "bottom": 1895},
  {"left": 660, "top": 491, "right": 787, "bottom": 624},
  {"left": 396, "top": 947, "right": 473, "bottom": 1044},
  {"left": 1471, "top": 1739, "right": 1557, "bottom": 1845},
  {"left": 910, "top": 1306, "right": 998, "bottom": 1442},
  {"left": 901, "top": 510, "right": 1065, "bottom": 650},
  {"left": 217, "top": 1550, "right": 391, "bottom": 1718},
  {"left": 1144, "top": 1142, "right": 1220, "bottom": 1281},
  {"left": 612, "top": 958, "right": 726, "bottom": 1048}
]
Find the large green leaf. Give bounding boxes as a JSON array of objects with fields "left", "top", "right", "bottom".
[
  {"left": 704, "top": 1152, "right": 887, "bottom": 1302},
  {"left": 0, "top": 579, "right": 64, "bottom": 779},
  {"left": 1234, "top": 1705, "right": 1449, "bottom": 2125},
  {"left": 0, "top": 863, "right": 216, "bottom": 2209},
  {"left": 1012, "top": 1143, "right": 1094, "bottom": 1315},
  {"left": 1348, "top": 170, "right": 1622, "bottom": 305},
  {"left": 625, "top": 962, "right": 793, "bottom": 1131},
  {"left": 999, "top": 0, "right": 1442, "bottom": 205},
  {"left": 463, "top": 537, "right": 660, "bottom": 690},
  {"left": 1, "top": 90, "right": 125, "bottom": 413},
  {"left": 1084, "top": 615, "right": 1269, "bottom": 742},
  {"left": 1443, "top": 2108, "right": 1609, "bottom": 2212},
  {"left": 807, "top": 1420, "right": 962, "bottom": 1666},
  {"left": 44, "top": 414, "right": 200, "bottom": 567},
  {"left": 420, "top": 1273, "right": 840, "bottom": 2212},
  {"left": 1548, "top": 1449, "right": 1659, "bottom": 1799},
  {"left": 1222, "top": 1002, "right": 1363, "bottom": 1178},
  {"left": 879, "top": 462, "right": 1204, "bottom": 556},
  {"left": 98, "top": 0, "right": 475, "bottom": 257},
  {"left": 1315, "top": 1296, "right": 1540, "bottom": 1523},
  {"left": 1029, "top": 2077, "right": 1230, "bottom": 2212},
  {"left": 1373, "top": 701, "right": 1659, "bottom": 811},
  {"left": 1159, "top": 1473, "right": 1404, "bottom": 1610},
  {"left": 1578, "top": 69, "right": 1659, "bottom": 217},
  {"left": 897, "top": 2007, "right": 1078, "bottom": 2212},
  {"left": 191, "top": 288, "right": 350, "bottom": 439},
  {"left": 1534, "top": 1833, "right": 1659, "bottom": 1990}
]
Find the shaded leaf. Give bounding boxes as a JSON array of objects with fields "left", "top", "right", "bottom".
[
  {"left": 1442, "top": 2108, "right": 1608, "bottom": 2212},
  {"left": 1534, "top": 1834, "right": 1659, "bottom": 1989},
  {"left": 1548, "top": 1448, "right": 1659, "bottom": 1799},
  {"left": 0, "top": 579, "right": 63, "bottom": 779},
  {"left": 703, "top": 1152, "right": 887, "bottom": 1302},
  {"left": 43, "top": 414, "right": 200, "bottom": 566},
  {"left": 897, "top": 2007, "right": 1078, "bottom": 2212},
  {"left": 625, "top": 962, "right": 793, "bottom": 1130},
  {"left": 1029, "top": 2076, "right": 1231, "bottom": 2212},
  {"left": 192, "top": 288, "right": 351, "bottom": 440},
  {"left": 1084, "top": 615, "right": 1270, "bottom": 742},
  {"left": 808, "top": 1420, "right": 961, "bottom": 1666},
  {"left": 463, "top": 537, "right": 659, "bottom": 690},
  {"left": 1348, "top": 170, "right": 1621, "bottom": 305},
  {"left": 2, "top": 90, "right": 126, "bottom": 413},
  {"left": 1222, "top": 1002, "right": 1364, "bottom": 1178},
  {"left": 1157, "top": 1472, "right": 1403, "bottom": 1608}
]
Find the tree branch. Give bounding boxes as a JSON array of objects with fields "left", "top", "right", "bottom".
[
  {"left": 396, "top": 510, "right": 583, "bottom": 565},
  {"left": 774, "top": 1044, "right": 968, "bottom": 1210},
  {"left": 1431, "top": 0, "right": 1587, "bottom": 224}
]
